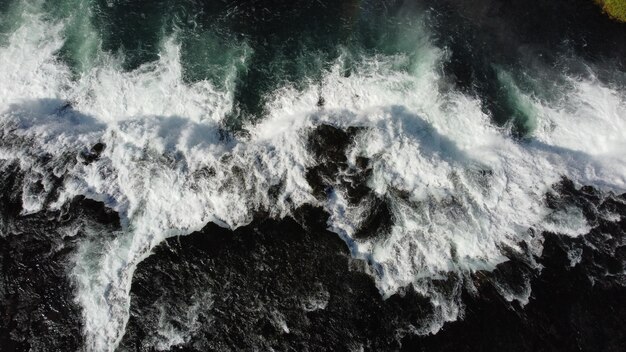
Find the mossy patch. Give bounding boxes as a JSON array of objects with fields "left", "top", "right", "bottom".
[{"left": 596, "top": 0, "right": 626, "bottom": 22}]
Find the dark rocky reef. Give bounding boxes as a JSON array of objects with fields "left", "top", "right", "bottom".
[
  {"left": 121, "top": 177, "right": 626, "bottom": 351},
  {"left": 120, "top": 205, "right": 435, "bottom": 352},
  {"left": 403, "top": 179, "right": 626, "bottom": 351},
  {"left": 306, "top": 124, "right": 392, "bottom": 240},
  {"left": 0, "top": 161, "right": 120, "bottom": 352},
  {"left": 0, "top": 132, "right": 624, "bottom": 351}
]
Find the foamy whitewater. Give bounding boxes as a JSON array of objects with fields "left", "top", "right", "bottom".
[{"left": 0, "top": 2, "right": 625, "bottom": 351}]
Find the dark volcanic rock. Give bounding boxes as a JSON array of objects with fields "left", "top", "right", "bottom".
[
  {"left": 402, "top": 181, "right": 626, "bottom": 352},
  {"left": 120, "top": 205, "right": 434, "bottom": 352},
  {"left": 79, "top": 143, "right": 106, "bottom": 165},
  {"left": 0, "top": 164, "right": 120, "bottom": 352},
  {"left": 305, "top": 124, "right": 392, "bottom": 240},
  {"left": 121, "top": 180, "right": 626, "bottom": 352},
  {"left": 305, "top": 124, "right": 364, "bottom": 200},
  {"left": 351, "top": 196, "right": 393, "bottom": 240}
]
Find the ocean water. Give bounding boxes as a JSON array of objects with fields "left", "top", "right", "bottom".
[{"left": 0, "top": 0, "right": 625, "bottom": 351}]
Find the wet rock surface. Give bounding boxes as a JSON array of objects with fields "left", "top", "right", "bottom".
[
  {"left": 403, "top": 180, "right": 626, "bottom": 352},
  {"left": 0, "top": 161, "right": 120, "bottom": 351},
  {"left": 121, "top": 179, "right": 626, "bottom": 351},
  {"left": 0, "top": 156, "right": 624, "bottom": 352},
  {"left": 120, "top": 205, "right": 435, "bottom": 352},
  {"left": 0, "top": 1, "right": 624, "bottom": 351},
  {"left": 306, "top": 124, "right": 392, "bottom": 240}
]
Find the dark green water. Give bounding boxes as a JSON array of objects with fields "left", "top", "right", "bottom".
[{"left": 3, "top": 0, "right": 624, "bottom": 134}]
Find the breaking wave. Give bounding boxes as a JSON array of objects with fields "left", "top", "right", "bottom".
[{"left": 0, "top": 0, "right": 624, "bottom": 350}]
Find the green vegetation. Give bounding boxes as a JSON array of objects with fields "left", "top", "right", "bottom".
[{"left": 596, "top": 0, "right": 626, "bottom": 22}]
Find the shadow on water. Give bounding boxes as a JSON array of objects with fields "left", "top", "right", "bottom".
[
  {"left": 0, "top": 99, "right": 244, "bottom": 196},
  {"left": 307, "top": 104, "right": 484, "bottom": 169},
  {"left": 525, "top": 137, "right": 626, "bottom": 191},
  {"left": 4, "top": 98, "right": 621, "bottom": 193},
  {"left": 5, "top": 99, "right": 105, "bottom": 131},
  {"left": 383, "top": 105, "right": 474, "bottom": 164},
  {"left": 385, "top": 105, "right": 625, "bottom": 192}
]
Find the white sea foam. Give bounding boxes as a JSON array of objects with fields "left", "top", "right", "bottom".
[
  {"left": 256, "top": 40, "right": 626, "bottom": 332},
  {"left": 0, "top": 4, "right": 625, "bottom": 351}
]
